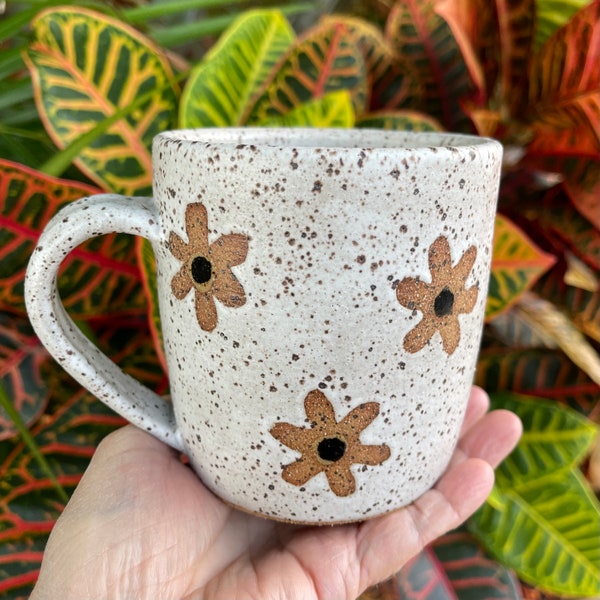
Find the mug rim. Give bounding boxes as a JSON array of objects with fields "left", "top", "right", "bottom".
[{"left": 154, "top": 127, "right": 502, "bottom": 152}]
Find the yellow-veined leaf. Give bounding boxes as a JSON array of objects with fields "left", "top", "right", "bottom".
[
  {"left": 179, "top": 9, "right": 295, "bottom": 128},
  {"left": 246, "top": 20, "right": 368, "bottom": 124},
  {"left": 259, "top": 90, "right": 355, "bottom": 127},
  {"left": 24, "top": 7, "right": 179, "bottom": 195},
  {"left": 471, "top": 393, "right": 600, "bottom": 597},
  {"left": 470, "top": 469, "right": 600, "bottom": 597},
  {"left": 486, "top": 214, "right": 556, "bottom": 319}
]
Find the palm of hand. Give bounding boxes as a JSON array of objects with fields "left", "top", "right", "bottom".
[{"left": 31, "top": 387, "right": 520, "bottom": 600}]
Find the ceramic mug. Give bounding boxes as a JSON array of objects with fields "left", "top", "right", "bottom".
[{"left": 25, "top": 128, "right": 502, "bottom": 524}]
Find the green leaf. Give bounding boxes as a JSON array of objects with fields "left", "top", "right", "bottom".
[
  {"left": 489, "top": 392, "right": 598, "bottom": 485},
  {"left": 247, "top": 19, "right": 368, "bottom": 124},
  {"left": 24, "top": 6, "right": 179, "bottom": 195},
  {"left": 179, "top": 9, "right": 295, "bottom": 128},
  {"left": 470, "top": 468, "right": 600, "bottom": 597},
  {"left": 486, "top": 214, "right": 556, "bottom": 320},
  {"left": 259, "top": 90, "right": 355, "bottom": 127},
  {"left": 356, "top": 110, "right": 442, "bottom": 131},
  {"left": 122, "top": 0, "right": 251, "bottom": 25},
  {"left": 149, "top": 2, "right": 313, "bottom": 49}
]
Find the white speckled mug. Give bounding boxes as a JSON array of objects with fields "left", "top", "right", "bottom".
[{"left": 25, "top": 128, "right": 502, "bottom": 523}]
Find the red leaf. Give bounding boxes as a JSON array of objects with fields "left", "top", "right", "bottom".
[
  {"left": 365, "top": 530, "right": 522, "bottom": 599},
  {"left": 0, "top": 320, "right": 166, "bottom": 595},
  {"left": 538, "top": 185, "right": 600, "bottom": 273},
  {"left": 0, "top": 159, "right": 146, "bottom": 318},
  {"left": 477, "top": 346, "right": 600, "bottom": 417},
  {"left": 0, "top": 315, "right": 51, "bottom": 440},
  {"left": 494, "top": 0, "right": 535, "bottom": 114},
  {"left": 563, "top": 158, "right": 600, "bottom": 227}
]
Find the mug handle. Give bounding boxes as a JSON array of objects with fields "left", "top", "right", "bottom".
[{"left": 25, "top": 194, "right": 184, "bottom": 452}]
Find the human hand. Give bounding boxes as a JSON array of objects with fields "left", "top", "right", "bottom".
[{"left": 30, "top": 386, "right": 521, "bottom": 600}]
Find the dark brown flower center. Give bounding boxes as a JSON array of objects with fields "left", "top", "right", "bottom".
[
  {"left": 434, "top": 287, "right": 454, "bottom": 317},
  {"left": 191, "top": 256, "right": 212, "bottom": 285},
  {"left": 317, "top": 437, "right": 346, "bottom": 462}
]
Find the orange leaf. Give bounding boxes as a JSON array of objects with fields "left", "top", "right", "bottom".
[{"left": 528, "top": 1, "right": 600, "bottom": 157}]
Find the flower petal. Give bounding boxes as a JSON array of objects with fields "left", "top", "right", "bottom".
[
  {"left": 428, "top": 236, "right": 452, "bottom": 284},
  {"left": 395, "top": 277, "right": 432, "bottom": 311},
  {"left": 185, "top": 203, "right": 210, "bottom": 254},
  {"left": 194, "top": 291, "right": 218, "bottom": 331},
  {"left": 339, "top": 402, "right": 381, "bottom": 434},
  {"left": 168, "top": 231, "right": 190, "bottom": 261},
  {"left": 455, "top": 285, "right": 479, "bottom": 315},
  {"left": 211, "top": 233, "right": 249, "bottom": 267},
  {"left": 403, "top": 317, "right": 437, "bottom": 353},
  {"left": 325, "top": 465, "right": 356, "bottom": 496},
  {"left": 304, "top": 389, "right": 337, "bottom": 426},
  {"left": 439, "top": 316, "right": 461, "bottom": 355},
  {"left": 282, "top": 458, "right": 322, "bottom": 487},
  {"left": 453, "top": 245, "right": 477, "bottom": 283},
  {"left": 171, "top": 266, "right": 193, "bottom": 299},
  {"left": 212, "top": 272, "right": 246, "bottom": 308},
  {"left": 270, "top": 422, "right": 312, "bottom": 454},
  {"left": 351, "top": 443, "right": 391, "bottom": 466}
]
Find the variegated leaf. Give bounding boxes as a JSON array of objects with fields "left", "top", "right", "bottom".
[
  {"left": 486, "top": 214, "right": 556, "bottom": 319},
  {"left": 385, "top": 0, "right": 479, "bottom": 130},
  {"left": 490, "top": 391, "right": 598, "bottom": 484},
  {"left": 259, "top": 90, "right": 355, "bottom": 127},
  {"left": 0, "top": 320, "right": 166, "bottom": 596},
  {"left": 470, "top": 469, "right": 600, "bottom": 597},
  {"left": 179, "top": 9, "right": 294, "bottom": 128},
  {"left": 476, "top": 348, "right": 600, "bottom": 416},
  {"left": 0, "top": 159, "right": 146, "bottom": 318},
  {"left": 359, "top": 530, "right": 522, "bottom": 600},
  {"left": 528, "top": 1, "right": 600, "bottom": 157},
  {"left": 246, "top": 20, "right": 368, "bottom": 124},
  {"left": 0, "top": 315, "right": 50, "bottom": 441},
  {"left": 24, "top": 7, "right": 179, "bottom": 195}
]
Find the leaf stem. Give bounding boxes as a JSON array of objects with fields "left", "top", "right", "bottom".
[{"left": 122, "top": 0, "right": 250, "bottom": 24}]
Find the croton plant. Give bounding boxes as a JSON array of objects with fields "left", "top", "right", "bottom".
[{"left": 0, "top": 0, "right": 598, "bottom": 598}]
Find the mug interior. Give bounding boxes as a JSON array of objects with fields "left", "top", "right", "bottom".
[{"left": 155, "top": 127, "right": 499, "bottom": 151}]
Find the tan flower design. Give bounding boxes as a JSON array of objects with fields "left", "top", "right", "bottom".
[
  {"left": 168, "top": 203, "right": 248, "bottom": 332},
  {"left": 270, "top": 390, "right": 390, "bottom": 497},
  {"left": 396, "top": 235, "right": 478, "bottom": 355}
]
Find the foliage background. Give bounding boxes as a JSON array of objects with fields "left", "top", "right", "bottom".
[{"left": 0, "top": 0, "right": 599, "bottom": 597}]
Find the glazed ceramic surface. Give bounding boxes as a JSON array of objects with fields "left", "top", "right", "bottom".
[{"left": 25, "top": 128, "right": 502, "bottom": 523}]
